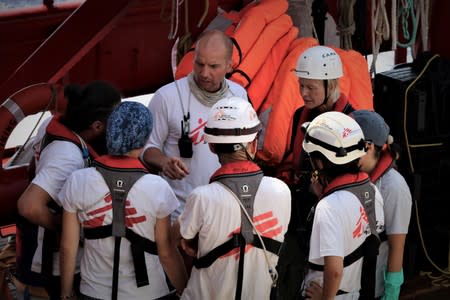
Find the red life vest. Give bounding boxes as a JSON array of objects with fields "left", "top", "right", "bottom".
[
  {"left": 94, "top": 154, "right": 147, "bottom": 170},
  {"left": 84, "top": 155, "right": 156, "bottom": 300},
  {"left": 369, "top": 149, "right": 394, "bottom": 183},
  {"left": 209, "top": 160, "right": 261, "bottom": 182},
  {"left": 28, "top": 115, "right": 101, "bottom": 279},
  {"left": 321, "top": 171, "right": 369, "bottom": 198},
  {"left": 310, "top": 171, "right": 380, "bottom": 299},
  {"left": 197, "top": 160, "right": 281, "bottom": 300},
  {"left": 41, "top": 115, "right": 99, "bottom": 164},
  {"left": 288, "top": 94, "right": 354, "bottom": 179}
]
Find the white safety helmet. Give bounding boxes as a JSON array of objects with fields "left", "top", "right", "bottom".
[
  {"left": 294, "top": 46, "right": 343, "bottom": 80},
  {"left": 204, "top": 96, "right": 261, "bottom": 144},
  {"left": 302, "top": 111, "right": 366, "bottom": 165}
]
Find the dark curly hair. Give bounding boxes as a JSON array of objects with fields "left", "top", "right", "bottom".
[{"left": 61, "top": 80, "right": 121, "bottom": 133}]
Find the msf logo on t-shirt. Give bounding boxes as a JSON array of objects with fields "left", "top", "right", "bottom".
[
  {"left": 83, "top": 193, "right": 147, "bottom": 228},
  {"left": 189, "top": 117, "right": 208, "bottom": 145},
  {"left": 352, "top": 206, "right": 370, "bottom": 238},
  {"left": 222, "top": 211, "right": 283, "bottom": 260}
]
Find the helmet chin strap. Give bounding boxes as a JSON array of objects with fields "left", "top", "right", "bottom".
[{"left": 316, "top": 79, "right": 331, "bottom": 113}]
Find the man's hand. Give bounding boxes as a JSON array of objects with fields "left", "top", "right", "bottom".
[
  {"left": 142, "top": 148, "right": 189, "bottom": 180},
  {"left": 161, "top": 157, "right": 190, "bottom": 179}
]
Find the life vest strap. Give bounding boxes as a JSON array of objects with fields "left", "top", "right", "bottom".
[
  {"left": 84, "top": 225, "right": 158, "bottom": 255},
  {"left": 84, "top": 225, "right": 157, "bottom": 288},
  {"left": 308, "top": 237, "right": 366, "bottom": 271},
  {"left": 90, "top": 160, "right": 151, "bottom": 297},
  {"left": 193, "top": 233, "right": 282, "bottom": 269},
  {"left": 379, "top": 230, "right": 387, "bottom": 242}
]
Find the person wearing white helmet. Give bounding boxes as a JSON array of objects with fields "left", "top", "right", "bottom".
[
  {"left": 287, "top": 45, "right": 356, "bottom": 181},
  {"left": 351, "top": 110, "right": 412, "bottom": 300},
  {"left": 177, "top": 96, "right": 291, "bottom": 299},
  {"left": 277, "top": 45, "right": 356, "bottom": 299},
  {"left": 300, "top": 111, "right": 384, "bottom": 300}
]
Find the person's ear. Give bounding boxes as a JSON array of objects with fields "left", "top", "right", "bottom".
[
  {"left": 365, "top": 141, "right": 375, "bottom": 153},
  {"left": 91, "top": 120, "right": 105, "bottom": 133},
  {"left": 248, "top": 139, "right": 258, "bottom": 156},
  {"left": 225, "top": 59, "right": 233, "bottom": 73},
  {"left": 209, "top": 143, "right": 217, "bottom": 154}
]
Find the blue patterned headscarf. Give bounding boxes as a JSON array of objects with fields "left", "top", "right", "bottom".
[{"left": 106, "top": 101, "right": 153, "bottom": 155}]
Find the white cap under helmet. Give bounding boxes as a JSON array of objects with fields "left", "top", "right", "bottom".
[
  {"left": 204, "top": 96, "right": 261, "bottom": 144},
  {"left": 302, "top": 111, "right": 366, "bottom": 165},
  {"left": 294, "top": 45, "right": 343, "bottom": 80}
]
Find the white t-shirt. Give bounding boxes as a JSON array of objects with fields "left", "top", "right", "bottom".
[
  {"left": 374, "top": 168, "right": 412, "bottom": 298},
  {"left": 146, "top": 77, "right": 247, "bottom": 218},
  {"left": 303, "top": 184, "right": 385, "bottom": 299},
  {"left": 59, "top": 165, "right": 179, "bottom": 300},
  {"left": 31, "top": 135, "right": 85, "bottom": 276},
  {"left": 179, "top": 176, "right": 291, "bottom": 300}
]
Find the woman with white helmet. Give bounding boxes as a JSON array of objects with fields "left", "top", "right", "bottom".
[
  {"left": 352, "top": 110, "right": 412, "bottom": 300},
  {"left": 177, "top": 96, "right": 291, "bottom": 299},
  {"left": 289, "top": 45, "right": 357, "bottom": 185},
  {"left": 277, "top": 45, "right": 357, "bottom": 299},
  {"left": 300, "top": 111, "right": 384, "bottom": 300}
]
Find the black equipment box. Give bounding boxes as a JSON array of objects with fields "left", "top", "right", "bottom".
[{"left": 374, "top": 60, "right": 450, "bottom": 275}]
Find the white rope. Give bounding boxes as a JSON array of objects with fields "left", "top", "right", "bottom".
[
  {"left": 168, "top": 0, "right": 181, "bottom": 40},
  {"left": 219, "top": 182, "right": 279, "bottom": 287},
  {"left": 370, "top": 0, "right": 390, "bottom": 76},
  {"left": 337, "top": 0, "right": 356, "bottom": 50},
  {"left": 412, "top": 0, "right": 421, "bottom": 59},
  {"left": 391, "top": 0, "right": 397, "bottom": 50},
  {"left": 306, "top": 0, "right": 318, "bottom": 39},
  {"left": 418, "top": 0, "right": 429, "bottom": 51}
]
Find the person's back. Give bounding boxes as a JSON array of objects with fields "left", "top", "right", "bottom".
[
  {"left": 305, "top": 186, "right": 384, "bottom": 295},
  {"left": 59, "top": 102, "right": 187, "bottom": 299},
  {"left": 16, "top": 80, "right": 121, "bottom": 299},
  {"left": 181, "top": 170, "right": 290, "bottom": 299},
  {"left": 60, "top": 164, "right": 179, "bottom": 299},
  {"left": 178, "top": 97, "right": 291, "bottom": 299},
  {"left": 300, "top": 111, "right": 384, "bottom": 299},
  {"left": 352, "top": 110, "right": 412, "bottom": 299}
]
